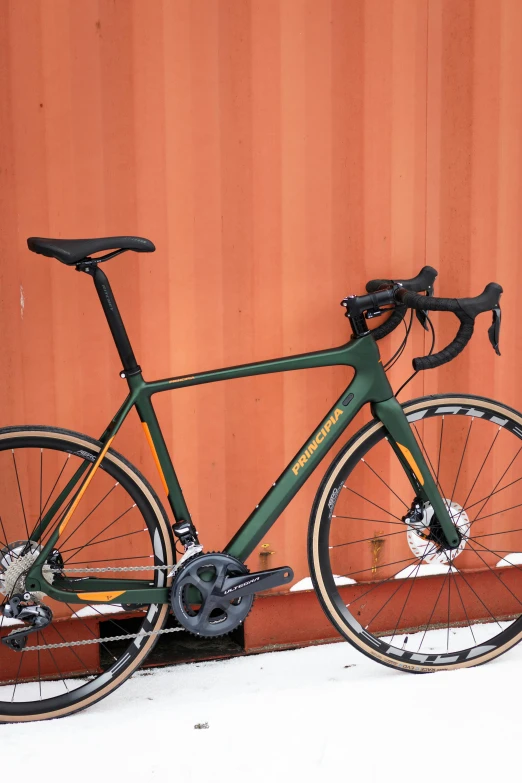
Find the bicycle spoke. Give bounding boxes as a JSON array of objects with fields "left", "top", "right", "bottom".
[
  {"left": 38, "top": 450, "right": 43, "bottom": 548},
  {"left": 456, "top": 427, "right": 501, "bottom": 525},
  {"left": 388, "top": 546, "right": 432, "bottom": 644},
  {"left": 472, "top": 526, "right": 522, "bottom": 539},
  {"left": 468, "top": 535, "right": 522, "bottom": 572},
  {"left": 39, "top": 455, "right": 72, "bottom": 540},
  {"left": 48, "top": 624, "right": 94, "bottom": 678},
  {"left": 416, "top": 567, "right": 451, "bottom": 652},
  {"left": 454, "top": 569, "right": 503, "bottom": 630},
  {"left": 40, "top": 630, "right": 69, "bottom": 693},
  {"left": 332, "top": 515, "right": 405, "bottom": 526},
  {"left": 364, "top": 554, "right": 431, "bottom": 632},
  {"left": 465, "top": 541, "right": 522, "bottom": 608},
  {"left": 360, "top": 458, "right": 408, "bottom": 509},
  {"left": 447, "top": 562, "right": 452, "bottom": 651},
  {"left": 63, "top": 527, "right": 145, "bottom": 558},
  {"left": 342, "top": 485, "right": 403, "bottom": 521},
  {"left": 474, "top": 501, "right": 522, "bottom": 524},
  {"left": 450, "top": 417, "right": 473, "bottom": 503},
  {"left": 340, "top": 554, "right": 421, "bottom": 580},
  {"left": 0, "top": 516, "right": 16, "bottom": 560},
  {"left": 63, "top": 602, "right": 118, "bottom": 663},
  {"left": 37, "top": 635, "right": 42, "bottom": 700},
  {"left": 436, "top": 415, "right": 445, "bottom": 485},
  {"left": 413, "top": 423, "right": 450, "bottom": 506},
  {"left": 330, "top": 528, "right": 408, "bottom": 549},
  {"left": 450, "top": 565, "right": 477, "bottom": 645},
  {"left": 466, "top": 476, "right": 522, "bottom": 511},
  {"left": 346, "top": 551, "right": 427, "bottom": 607},
  {"left": 12, "top": 451, "right": 29, "bottom": 542},
  {"left": 62, "top": 509, "right": 138, "bottom": 560},
  {"left": 59, "top": 483, "right": 119, "bottom": 549},
  {"left": 10, "top": 650, "right": 25, "bottom": 702},
  {"left": 471, "top": 445, "right": 522, "bottom": 523}
]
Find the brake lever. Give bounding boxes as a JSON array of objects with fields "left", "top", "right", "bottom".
[
  {"left": 488, "top": 306, "right": 501, "bottom": 356},
  {"left": 415, "top": 282, "right": 434, "bottom": 331}
]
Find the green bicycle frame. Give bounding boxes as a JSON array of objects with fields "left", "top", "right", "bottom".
[{"left": 25, "top": 267, "right": 458, "bottom": 607}]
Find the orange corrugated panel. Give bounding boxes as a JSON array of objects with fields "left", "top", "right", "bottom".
[{"left": 0, "top": 0, "right": 521, "bottom": 620}]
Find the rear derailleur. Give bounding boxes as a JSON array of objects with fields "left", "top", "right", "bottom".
[{"left": 1, "top": 594, "right": 53, "bottom": 651}]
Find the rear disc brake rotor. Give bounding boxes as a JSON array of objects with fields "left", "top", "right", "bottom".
[{"left": 0, "top": 540, "right": 54, "bottom": 600}]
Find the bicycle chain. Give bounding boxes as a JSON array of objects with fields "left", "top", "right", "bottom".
[
  {"left": 51, "top": 564, "right": 176, "bottom": 573},
  {"left": 6, "top": 563, "right": 180, "bottom": 652},
  {"left": 24, "top": 624, "right": 184, "bottom": 651}
]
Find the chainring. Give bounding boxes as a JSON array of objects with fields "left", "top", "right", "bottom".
[{"left": 170, "top": 552, "right": 254, "bottom": 638}]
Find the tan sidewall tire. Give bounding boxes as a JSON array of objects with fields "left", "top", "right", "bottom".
[{"left": 309, "top": 395, "right": 522, "bottom": 673}]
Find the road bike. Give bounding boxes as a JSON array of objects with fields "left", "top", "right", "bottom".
[{"left": 0, "top": 234, "right": 515, "bottom": 723}]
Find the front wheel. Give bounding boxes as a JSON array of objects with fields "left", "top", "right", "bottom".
[{"left": 309, "top": 394, "right": 522, "bottom": 672}]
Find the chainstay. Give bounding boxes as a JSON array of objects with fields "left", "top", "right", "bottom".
[
  {"left": 5, "top": 564, "right": 179, "bottom": 651},
  {"left": 7, "top": 564, "right": 196, "bottom": 651}
]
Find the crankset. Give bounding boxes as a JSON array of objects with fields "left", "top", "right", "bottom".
[
  {"left": 1, "top": 594, "right": 53, "bottom": 651},
  {"left": 170, "top": 552, "right": 293, "bottom": 637}
]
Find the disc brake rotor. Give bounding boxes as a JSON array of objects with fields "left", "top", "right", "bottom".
[
  {"left": 407, "top": 500, "right": 470, "bottom": 564},
  {"left": 0, "top": 541, "right": 54, "bottom": 600}
]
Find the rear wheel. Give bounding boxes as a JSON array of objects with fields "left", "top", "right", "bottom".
[
  {"left": 0, "top": 426, "right": 174, "bottom": 722},
  {"left": 309, "top": 395, "right": 522, "bottom": 671}
]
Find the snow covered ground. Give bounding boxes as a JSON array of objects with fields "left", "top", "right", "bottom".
[{"left": 2, "top": 636, "right": 521, "bottom": 783}]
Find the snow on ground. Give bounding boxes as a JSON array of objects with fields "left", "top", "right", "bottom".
[
  {"left": 2, "top": 635, "right": 521, "bottom": 783},
  {"left": 394, "top": 562, "right": 457, "bottom": 578},
  {"left": 72, "top": 603, "right": 124, "bottom": 618},
  {"left": 496, "top": 552, "right": 522, "bottom": 568},
  {"left": 290, "top": 574, "right": 356, "bottom": 591}
]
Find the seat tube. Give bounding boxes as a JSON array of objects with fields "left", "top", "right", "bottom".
[{"left": 135, "top": 394, "right": 192, "bottom": 524}]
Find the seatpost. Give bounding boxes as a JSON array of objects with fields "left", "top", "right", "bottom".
[{"left": 78, "top": 262, "right": 141, "bottom": 378}]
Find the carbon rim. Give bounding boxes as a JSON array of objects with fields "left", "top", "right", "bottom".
[{"left": 309, "top": 395, "right": 522, "bottom": 672}]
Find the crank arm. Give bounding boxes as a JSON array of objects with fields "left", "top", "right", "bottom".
[{"left": 218, "top": 566, "right": 294, "bottom": 599}]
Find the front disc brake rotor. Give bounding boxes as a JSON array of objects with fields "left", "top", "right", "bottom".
[
  {"left": 170, "top": 552, "right": 254, "bottom": 637},
  {"left": 407, "top": 500, "right": 470, "bottom": 564}
]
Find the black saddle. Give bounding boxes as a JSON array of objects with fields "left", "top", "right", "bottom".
[{"left": 27, "top": 236, "right": 155, "bottom": 265}]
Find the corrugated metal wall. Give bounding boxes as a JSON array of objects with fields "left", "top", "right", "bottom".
[{"left": 0, "top": 0, "right": 521, "bottom": 593}]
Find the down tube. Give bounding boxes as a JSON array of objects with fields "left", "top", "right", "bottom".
[{"left": 226, "top": 377, "right": 383, "bottom": 562}]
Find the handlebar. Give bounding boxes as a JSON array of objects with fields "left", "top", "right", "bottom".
[
  {"left": 397, "top": 282, "right": 503, "bottom": 370},
  {"left": 343, "top": 266, "right": 503, "bottom": 371}
]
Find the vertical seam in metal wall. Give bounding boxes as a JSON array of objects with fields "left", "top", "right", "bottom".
[{"left": 423, "top": 0, "right": 430, "bottom": 403}]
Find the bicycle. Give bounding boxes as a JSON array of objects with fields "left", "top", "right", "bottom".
[{"left": 0, "top": 234, "right": 513, "bottom": 723}]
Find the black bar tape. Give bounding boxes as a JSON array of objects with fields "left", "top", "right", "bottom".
[
  {"left": 369, "top": 306, "right": 407, "bottom": 341},
  {"left": 414, "top": 319, "right": 474, "bottom": 370},
  {"left": 398, "top": 282, "right": 502, "bottom": 370},
  {"left": 366, "top": 266, "right": 437, "bottom": 295}
]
